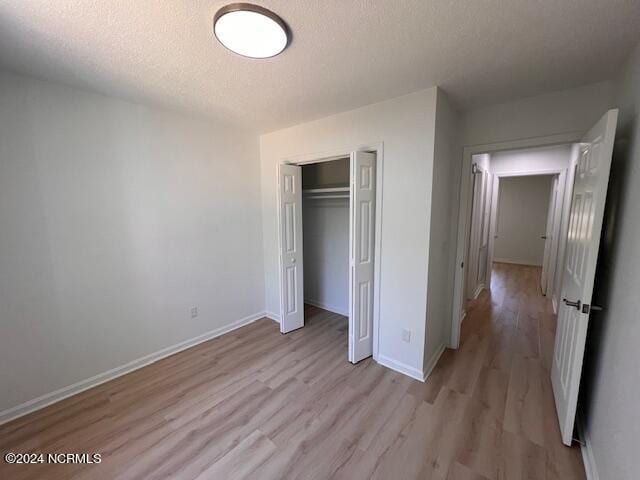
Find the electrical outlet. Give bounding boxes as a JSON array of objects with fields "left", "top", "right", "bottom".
[
  {"left": 190, "top": 307, "right": 198, "bottom": 318},
  {"left": 402, "top": 329, "right": 411, "bottom": 343}
]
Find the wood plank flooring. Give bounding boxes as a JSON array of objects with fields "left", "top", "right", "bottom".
[{"left": 0, "top": 263, "right": 585, "bottom": 479}]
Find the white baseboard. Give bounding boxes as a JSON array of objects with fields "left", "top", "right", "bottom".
[
  {"left": 304, "top": 299, "right": 348, "bottom": 317},
  {"left": 577, "top": 417, "right": 600, "bottom": 480},
  {"left": 423, "top": 343, "right": 446, "bottom": 381},
  {"left": 265, "top": 311, "right": 280, "bottom": 323},
  {"left": 493, "top": 258, "right": 542, "bottom": 267},
  {"left": 0, "top": 311, "right": 269, "bottom": 426},
  {"left": 552, "top": 295, "right": 558, "bottom": 314},
  {"left": 472, "top": 284, "right": 485, "bottom": 300},
  {"left": 376, "top": 354, "right": 425, "bottom": 382}
]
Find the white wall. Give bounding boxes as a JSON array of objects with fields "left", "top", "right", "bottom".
[
  {"left": 461, "top": 81, "right": 615, "bottom": 146},
  {"left": 0, "top": 71, "right": 265, "bottom": 414},
  {"left": 580, "top": 43, "right": 640, "bottom": 480},
  {"left": 260, "top": 88, "right": 438, "bottom": 377},
  {"left": 494, "top": 175, "right": 552, "bottom": 266},
  {"left": 302, "top": 198, "right": 349, "bottom": 315},
  {"left": 425, "top": 90, "right": 459, "bottom": 367}
]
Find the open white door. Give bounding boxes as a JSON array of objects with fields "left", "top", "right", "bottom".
[
  {"left": 277, "top": 164, "right": 304, "bottom": 333},
  {"left": 541, "top": 176, "right": 559, "bottom": 294},
  {"left": 349, "top": 151, "right": 376, "bottom": 363},
  {"left": 551, "top": 109, "right": 618, "bottom": 445},
  {"left": 466, "top": 163, "right": 491, "bottom": 299}
]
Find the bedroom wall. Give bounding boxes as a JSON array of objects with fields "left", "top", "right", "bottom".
[
  {"left": 260, "top": 88, "right": 439, "bottom": 378},
  {"left": 424, "top": 89, "right": 459, "bottom": 369},
  {"left": 0, "top": 71, "right": 265, "bottom": 417}
]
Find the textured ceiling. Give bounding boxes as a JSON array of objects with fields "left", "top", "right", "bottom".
[{"left": 1, "top": 1, "right": 639, "bottom": 132}]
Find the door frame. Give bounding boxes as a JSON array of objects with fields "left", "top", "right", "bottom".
[
  {"left": 450, "top": 132, "right": 582, "bottom": 348},
  {"left": 277, "top": 142, "right": 384, "bottom": 360}
]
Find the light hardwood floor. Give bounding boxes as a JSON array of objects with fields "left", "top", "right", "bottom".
[{"left": 0, "top": 263, "right": 585, "bottom": 479}]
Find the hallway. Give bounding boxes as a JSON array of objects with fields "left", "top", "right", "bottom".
[{"left": 415, "top": 262, "right": 586, "bottom": 478}]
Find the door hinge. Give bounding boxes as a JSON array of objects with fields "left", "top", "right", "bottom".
[{"left": 461, "top": 261, "right": 464, "bottom": 269}]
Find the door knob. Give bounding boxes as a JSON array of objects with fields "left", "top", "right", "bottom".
[
  {"left": 563, "top": 298, "right": 581, "bottom": 310},
  {"left": 291, "top": 258, "right": 296, "bottom": 263}
]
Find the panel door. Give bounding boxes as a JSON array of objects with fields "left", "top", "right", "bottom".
[
  {"left": 349, "top": 151, "right": 376, "bottom": 363},
  {"left": 278, "top": 164, "right": 304, "bottom": 333},
  {"left": 551, "top": 109, "right": 618, "bottom": 445}
]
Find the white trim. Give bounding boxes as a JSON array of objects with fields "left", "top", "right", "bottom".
[
  {"left": 496, "top": 168, "right": 565, "bottom": 178},
  {"left": 493, "top": 258, "right": 542, "bottom": 267},
  {"left": 577, "top": 418, "right": 600, "bottom": 480},
  {"left": 451, "top": 132, "right": 583, "bottom": 349},
  {"left": 376, "top": 344, "right": 445, "bottom": 383},
  {"left": 279, "top": 141, "right": 384, "bottom": 362},
  {"left": 472, "top": 283, "right": 485, "bottom": 299},
  {"left": 423, "top": 343, "right": 446, "bottom": 381},
  {"left": 552, "top": 295, "right": 558, "bottom": 314},
  {"left": 0, "top": 311, "right": 269, "bottom": 425},
  {"left": 266, "top": 311, "right": 280, "bottom": 323},
  {"left": 376, "top": 355, "right": 425, "bottom": 382},
  {"left": 304, "top": 299, "right": 348, "bottom": 317}
]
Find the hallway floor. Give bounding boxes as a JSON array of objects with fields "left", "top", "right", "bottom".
[
  {"left": 0, "top": 265, "right": 585, "bottom": 479},
  {"left": 426, "top": 262, "right": 586, "bottom": 479}
]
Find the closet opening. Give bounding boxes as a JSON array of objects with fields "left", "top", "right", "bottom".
[
  {"left": 301, "top": 158, "right": 350, "bottom": 351},
  {"left": 277, "top": 151, "right": 378, "bottom": 364}
]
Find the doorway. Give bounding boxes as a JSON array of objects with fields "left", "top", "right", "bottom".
[
  {"left": 453, "top": 141, "right": 579, "bottom": 346},
  {"left": 451, "top": 109, "right": 618, "bottom": 446},
  {"left": 277, "top": 150, "right": 379, "bottom": 364},
  {"left": 462, "top": 147, "right": 573, "bottom": 320}
]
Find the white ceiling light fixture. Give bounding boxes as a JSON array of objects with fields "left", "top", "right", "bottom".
[{"left": 213, "top": 3, "right": 291, "bottom": 59}]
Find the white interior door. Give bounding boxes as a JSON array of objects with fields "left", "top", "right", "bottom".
[
  {"left": 541, "top": 176, "right": 559, "bottom": 293},
  {"left": 466, "top": 163, "right": 490, "bottom": 299},
  {"left": 349, "top": 151, "right": 376, "bottom": 363},
  {"left": 278, "top": 164, "right": 304, "bottom": 333},
  {"left": 477, "top": 171, "right": 493, "bottom": 288},
  {"left": 546, "top": 173, "right": 566, "bottom": 299},
  {"left": 486, "top": 175, "right": 500, "bottom": 290},
  {"left": 551, "top": 109, "right": 618, "bottom": 445}
]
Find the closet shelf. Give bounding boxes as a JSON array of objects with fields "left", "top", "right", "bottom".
[
  {"left": 302, "top": 187, "right": 350, "bottom": 200},
  {"left": 303, "top": 186, "right": 349, "bottom": 194},
  {"left": 303, "top": 186, "right": 350, "bottom": 200},
  {"left": 305, "top": 194, "right": 349, "bottom": 200}
]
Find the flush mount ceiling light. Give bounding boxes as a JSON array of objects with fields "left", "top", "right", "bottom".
[{"left": 213, "top": 3, "right": 290, "bottom": 59}]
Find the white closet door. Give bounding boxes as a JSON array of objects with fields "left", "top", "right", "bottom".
[
  {"left": 349, "top": 151, "right": 376, "bottom": 363},
  {"left": 551, "top": 109, "right": 618, "bottom": 445},
  {"left": 278, "top": 164, "right": 304, "bottom": 333}
]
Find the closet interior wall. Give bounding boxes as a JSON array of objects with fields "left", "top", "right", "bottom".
[{"left": 301, "top": 159, "right": 350, "bottom": 316}]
